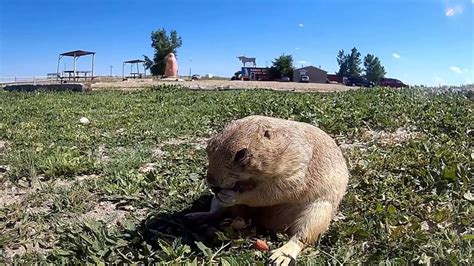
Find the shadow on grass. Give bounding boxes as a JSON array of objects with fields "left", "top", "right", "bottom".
[{"left": 134, "top": 194, "right": 223, "bottom": 250}]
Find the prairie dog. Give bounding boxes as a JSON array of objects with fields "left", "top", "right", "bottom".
[{"left": 186, "top": 115, "right": 349, "bottom": 265}]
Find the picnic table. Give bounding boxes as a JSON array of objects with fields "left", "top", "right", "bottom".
[
  {"left": 128, "top": 72, "right": 143, "bottom": 79},
  {"left": 63, "top": 70, "right": 93, "bottom": 81},
  {"left": 56, "top": 50, "right": 95, "bottom": 82}
]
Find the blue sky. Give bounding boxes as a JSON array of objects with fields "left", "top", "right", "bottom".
[{"left": 0, "top": 0, "right": 473, "bottom": 85}]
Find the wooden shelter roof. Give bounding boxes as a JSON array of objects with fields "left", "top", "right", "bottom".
[
  {"left": 60, "top": 50, "right": 95, "bottom": 57},
  {"left": 124, "top": 59, "right": 146, "bottom": 64}
]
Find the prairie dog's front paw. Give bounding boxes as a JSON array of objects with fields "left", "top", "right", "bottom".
[
  {"left": 216, "top": 189, "right": 239, "bottom": 206},
  {"left": 268, "top": 240, "right": 302, "bottom": 266}
]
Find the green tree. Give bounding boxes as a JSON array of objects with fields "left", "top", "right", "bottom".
[
  {"left": 143, "top": 55, "right": 153, "bottom": 72},
  {"left": 337, "top": 47, "right": 362, "bottom": 78},
  {"left": 144, "top": 29, "right": 182, "bottom": 76},
  {"left": 364, "top": 54, "right": 386, "bottom": 83},
  {"left": 347, "top": 47, "right": 362, "bottom": 78},
  {"left": 337, "top": 49, "right": 349, "bottom": 77},
  {"left": 269, "top": 54, "right": 294, "bottom": 80}
]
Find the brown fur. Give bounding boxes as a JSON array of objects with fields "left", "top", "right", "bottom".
[{"left": 186, "top": 115, "right": 349, "bottom": 265}]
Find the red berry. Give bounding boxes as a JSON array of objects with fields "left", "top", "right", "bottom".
[{"left": 254, "top": 239, "right": 269, "bottom": 251}]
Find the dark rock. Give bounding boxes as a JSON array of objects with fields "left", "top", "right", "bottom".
[{"left": 3, "top": 83, "right": 87, "bottom": 92}]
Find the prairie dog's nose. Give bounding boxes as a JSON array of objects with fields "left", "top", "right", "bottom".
[
  {"left": 209, "top": 186, "right": 221, "bottom": 194},
  {"left": 206, "top": 172, "right": 218, "bottom": 187}
]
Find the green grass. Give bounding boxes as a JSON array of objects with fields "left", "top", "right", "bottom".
[{"left": 0, "top": 86, "right": 472, "bottom": 264}]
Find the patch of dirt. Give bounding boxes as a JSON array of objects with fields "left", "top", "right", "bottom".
[
  {"left": 338, "top": 127, "right": 419, "bottom": 152},
  {"left": 0, "top": 174, "right": 100, "bottom": 208},
  {"left": 162, "top": 138, "right": 189, "bottom": 146},
  {"left": 49, "top": 174, "right": 100, "bottom": 189},
  {"left": 0, "top": 181, "right": 33, "bottom": 207},
  {"left": 0, "top": 140, "right": 8, "bottom": 152},
  {"left": 0, "top": 164, "right": 10, "bottom": 180},
  {"left": 148, "top": 136, "right": 208, "bottom": 163},
  {"left": 362, "top": 127, "right": 419, "bottom": 146},
  {"left": 2, "top": 242, "right": 51, "bottom": 259},
  {"left": 80, "top": 201, "right": 128, "bottom": 224},
  {"left": 339, "top": 142, "right": 368, "bottom": 152},
  {"left": 76, "top": 174, "right": 100, "bottom": 182},
  {"left": 139, "top": 163, "right": 157, "bottom": 174},
  {"left": 27, "top": 206, "right": 53, "bottom": 215},
  {"left": 91, "top": 79, "right": 353, "bottom": 93},
  {"left": 1, "top": 216, "right": 56, "bottom": 259},
  {"left": 80, "top": 200, "right": 149, "bottom": 225},
  {"left": 152, "top": 147, "right": 166, "bottom": 158},
  {"left": 97, "top": 144, "right": 110, "bottom": 163},
  {"left": 160, "top": 136, "right": 209, "bottom": 150}
]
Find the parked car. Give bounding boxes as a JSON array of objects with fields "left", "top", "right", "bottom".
[
  {"left": 379, "top": 78, "right": 408, "bottom": 88},
  {"left": 327, "top": 74, "right": 344, "bottom": 84},
  {"left": 191, "top": 74, "right": 201, "bottom": 80},
  {"left": 345, "top": 76, "right": 374, "bottom": 87},
  {"left": 231, "top": 71, "right": 242, "bottom": 80},
  {"left": 299, "top": 75, "right": 310, "bottom": 83},
  {"left": 279, "top": 76, "right": 290, "bottom": 82}
]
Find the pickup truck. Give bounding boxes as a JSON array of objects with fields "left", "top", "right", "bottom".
[{"left": 300, "top": 75, "right": 310, "bottom": 83}]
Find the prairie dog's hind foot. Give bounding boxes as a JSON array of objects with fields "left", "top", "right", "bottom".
[{"left": 183, "top": 211, "right": 216, "bottom": 225}]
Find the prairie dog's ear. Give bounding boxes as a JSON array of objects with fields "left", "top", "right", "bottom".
[{"left": 264, "top": 129, "right": 271, "bottom": 139}]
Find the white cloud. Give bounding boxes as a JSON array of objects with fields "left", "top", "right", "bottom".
[
  {"left": 297, "top": 60, "right": 309, "bottom": 65},
  {"left": 392, "top": 53, "right": 401, "bottom": 59},
  {"left": 298, "top": 23, "right": 304, "bottom": 27},
  {"left": 446, "top": 8, "right": 455, "bottom": 16},
  {"left": 295, "top": 47, "right": 300, "bottom": 50},
  {"left": 450, "top": 66, "right": 463, "bottom": 74},
  {"left": 445, "top": 6, "right": 463, "bottom": 16}
]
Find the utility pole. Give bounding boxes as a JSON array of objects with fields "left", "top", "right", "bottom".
[
  {"left": 109, "top": 65, "right": 113, "bottom": 77},
  {"left": 189, "top": 58, "right": 192, "bottom": 79}
]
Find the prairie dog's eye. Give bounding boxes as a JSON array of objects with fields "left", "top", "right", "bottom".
[{"left": 234, "top": 148, "right": 248, "bottom": 162}]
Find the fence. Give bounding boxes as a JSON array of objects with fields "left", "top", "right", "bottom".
[{"left": 0, "top": 76, "right": 58, "bottom": 85}]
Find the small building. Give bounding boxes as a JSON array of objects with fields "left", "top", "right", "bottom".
[{"left": 293, "top": 66, "right": 327, "bottom": 83}]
